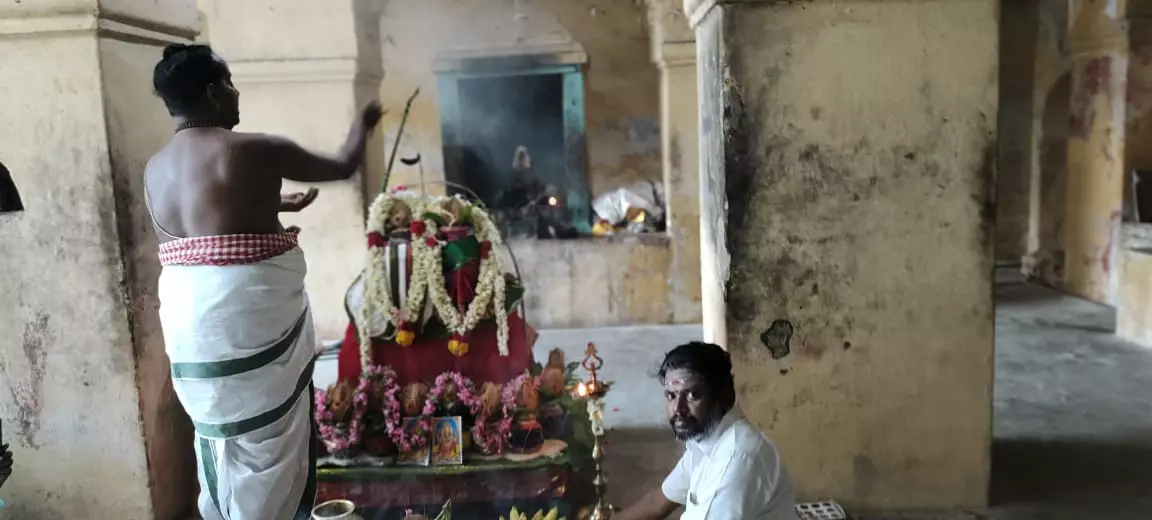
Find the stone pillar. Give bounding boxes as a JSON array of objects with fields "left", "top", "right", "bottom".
[
  {"left": 648, "top": 0, "right": 703, "bottom": 325},
  {"left": 0, "top": 2, "right": 198, "bottom": 518},
  {"left": 1064, "top": 0, "right": 1128, "bottom": 304},
  {"left": 1023, "top": 0, "right": 1073, "bottom": 287},
  {"left": 997, "top": 0, "right": 1041, "bottom": 264},
  {"left": 686, "top": 0, "right": 996, "bottom": 510},
  {"left": 1127, "top": 10, "right": 1152, "bottom": 190},
  {"left": 199, "top": 0, "right": 385, "bottom": 341}
]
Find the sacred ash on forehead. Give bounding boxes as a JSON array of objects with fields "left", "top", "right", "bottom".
[{"left": 663, "top": 369, "right": 703, "bottom": 390}]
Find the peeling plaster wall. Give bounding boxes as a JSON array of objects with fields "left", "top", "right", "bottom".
[
  {"left": 0, "top": 34, "right": 156, "bottom": 519},
  {"left": 100, "top": 38, "right": 198, "bottom": 519},
  {"left": 508, "top": 236, "right": 675, "bottom": 328},
  {"left": 699, "top": 0, "right": 997, "bottom": 509}
]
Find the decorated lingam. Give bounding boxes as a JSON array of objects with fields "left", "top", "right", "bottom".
[{"left": 357, "top": 188, "right": 515, "bottom": 358}]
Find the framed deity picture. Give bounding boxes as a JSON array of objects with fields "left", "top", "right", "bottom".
[
  {"left": 431, "top": 416, "right": 464, "bottom": 466},
  {"left": 397, "top": 418, "right": 431, "bottom": 466}
]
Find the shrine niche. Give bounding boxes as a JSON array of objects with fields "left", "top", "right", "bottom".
[
  {"left": 434, "top": 46, "right": 591, "bottom": 240},
  {"left": 319, "top": 187, "right": 600, "bottom": 517}
]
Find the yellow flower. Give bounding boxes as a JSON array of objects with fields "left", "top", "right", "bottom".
[
  {"left": 396, "top": 329, "right": 416, "bottom": 346},
  {"left": 448, "top": 338, "right": 469, "bottom": 357}
]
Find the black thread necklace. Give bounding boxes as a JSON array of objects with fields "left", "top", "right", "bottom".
[{"left": 175, "top": 120, "right": 228, "bottom": 133}]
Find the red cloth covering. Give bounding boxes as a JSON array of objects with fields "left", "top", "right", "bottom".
[{"left": 337, "top": 313, "right": 537, "bottom": 386}]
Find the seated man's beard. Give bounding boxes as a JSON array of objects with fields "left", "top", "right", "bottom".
[{"left": 669, "top": 406, "right": 726, "bottom": 442}]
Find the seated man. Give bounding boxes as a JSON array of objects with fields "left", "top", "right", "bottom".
[{"left": 616, "top": 342, "right": 797, "bottom": 520}]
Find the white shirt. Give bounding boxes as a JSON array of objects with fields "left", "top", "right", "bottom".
[{"left": 661, "top": 406, "right": 797, "bottom": 520}]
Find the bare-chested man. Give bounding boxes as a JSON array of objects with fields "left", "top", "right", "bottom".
[{"left": 146, "top": 43, "right": 382, "bottom": 520}]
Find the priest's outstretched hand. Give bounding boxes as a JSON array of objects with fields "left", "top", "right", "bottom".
[{"left": 280, "top": 187, "right": 320, "bottom": 213}]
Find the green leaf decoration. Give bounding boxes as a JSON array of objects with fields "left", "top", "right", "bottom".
[{"left": 421, "top": 212, "right": 448, "bottom": 227}]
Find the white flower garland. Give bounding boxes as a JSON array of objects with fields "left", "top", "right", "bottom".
[
  {"left": 360, "top": 191, "right": 512, "bottom": 369},
  {"left": 360, "top": 192, "right": 435, "bottom": 370},
  {"left": 418, "top": 201, "right": 510, "bottom": 356}
]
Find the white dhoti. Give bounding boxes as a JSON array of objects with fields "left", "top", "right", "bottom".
[{"left": 157, "top": 235, "right": 317, "bottom": 520}]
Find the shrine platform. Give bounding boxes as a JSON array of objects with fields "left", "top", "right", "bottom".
[
  {"left": 317, "top": 454, "right": 575, "bottom": 520},
  {"left": 312, "top": 324, "right": 700, "bottom": 513}
]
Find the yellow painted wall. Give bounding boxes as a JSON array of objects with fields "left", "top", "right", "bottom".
[
  {"left": 0, "top": 5, "right": 199, "bottom": 517},
  {"left": 698, "top": 0, "right": 997, "bottom": 509}
]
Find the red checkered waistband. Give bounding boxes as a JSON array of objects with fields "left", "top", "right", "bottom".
[{"left": 158, "top": 232, "right": 300, "bottom": 266}]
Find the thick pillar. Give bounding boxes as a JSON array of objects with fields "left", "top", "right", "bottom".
[
  {"left": 1023, "top": 0, "right": 1073, "bottom": 286},
  {"left": 199, "top": 0, "right": 385, "bottom": 341},
  {"left": 1064, "top": 0, "right": 1128, "bottom": 304},
  {"left": 0, "top": 2, "right": 198, "bottom": 518},
  {"left": 649, "top": 0, "right": 703, "bottom": 325},
  {"left": 996, "top": 0, "right": 1041, "bottom": 264},
  {"left": 686, "top": 0, "right": 996, "bottom": 511},
  {"left": 1127, "top": 9, "right": 1152, "bottom": 187}
]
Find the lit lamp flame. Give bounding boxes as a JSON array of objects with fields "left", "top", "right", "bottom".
[
  {"left": 581, "top": 342, "right": 606, "bottom": 398},
  {"left": 548, "top": 196, "right": 559, "bottom": 206}
]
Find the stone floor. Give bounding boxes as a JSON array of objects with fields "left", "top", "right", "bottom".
[
  {"left": 979, "top": 278, "right": 1152, "bottom": 520},
  {"left": 312, "top": 275, "right": 1152, "bottom": 519}
]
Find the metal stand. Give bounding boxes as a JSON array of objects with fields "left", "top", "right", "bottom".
[
  {"left": 588, "top": 397, "right": 613, "bottom": 520},
  {"left": 581, "top": 343, "right": 614, "bottom": 520}
]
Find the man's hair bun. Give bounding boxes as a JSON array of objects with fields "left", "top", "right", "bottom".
[{"left": 162, "top": 44, "right": 190, "bottom": 59}]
